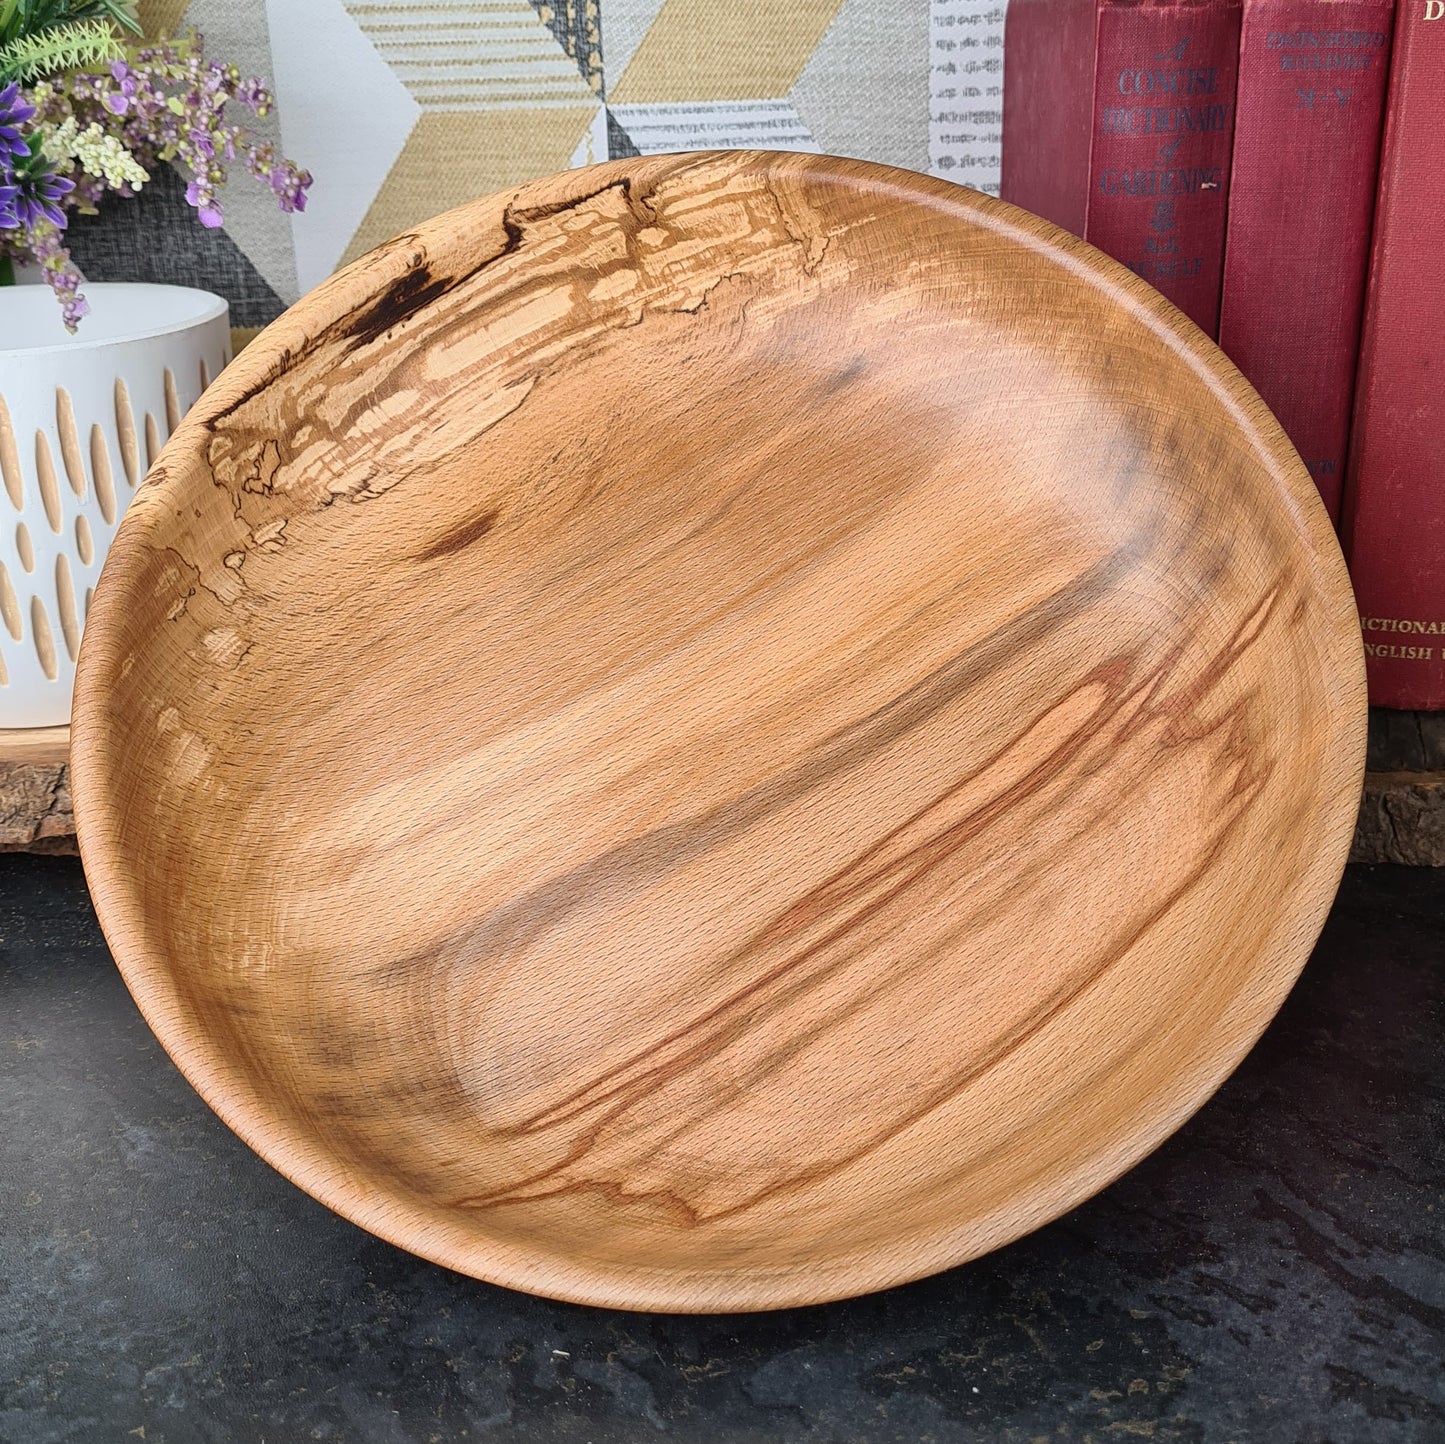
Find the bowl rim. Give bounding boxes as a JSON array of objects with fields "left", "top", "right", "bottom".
[{"left": 69, "top": 149, "right": 1369, "bottom": 1313}]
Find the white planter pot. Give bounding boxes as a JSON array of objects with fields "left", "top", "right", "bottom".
[{"left": 0, "top": 283, "right": 230, "bottom": 728}]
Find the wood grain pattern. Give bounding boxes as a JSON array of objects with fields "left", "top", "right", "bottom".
[
  {"left": 70, "top": 152, "right": 1366, "bottom": 1312},
  {"left": 14, "top": 753, "right": 1440, "bottom": 864},
  {"left": 0, "top": 724, "right": 69, "bottom": 765}
]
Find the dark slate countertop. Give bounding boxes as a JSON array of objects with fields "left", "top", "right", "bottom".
[{"left": 2, "top": 857, "right": 1442, "bottom": 1444}]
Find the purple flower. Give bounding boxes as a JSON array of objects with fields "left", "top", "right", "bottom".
[
  {"left": 11, "top": 161, "right": 74, "bottom": 230},
  {"left": 267, "top": 160, "right": 311, "bottom": 214},
  {"left": 235, "top": 76, "right": 269, "bottom": 112},
  {"left": 104, "top": 61, "right": 139, "bottom": 116},
  {"left": 0, "top": 82, "right": 36, "bottom": 166},
  {"left": 7, "top": 32, "right": 311, "bottom": 329},
  {"left": 27, "top": 223, "right": 89, "bottom": 331},
  {"left": 183, "top": 177, "right": 223, "bottom": 227}
]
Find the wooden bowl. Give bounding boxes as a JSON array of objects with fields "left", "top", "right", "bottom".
[{"left": 71, "top": 153, "right": 1366, "bottom": 1313}]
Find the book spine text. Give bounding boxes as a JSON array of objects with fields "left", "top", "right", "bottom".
[
  {"left": 1086, "top": 0, "right": 1244, "bottom": 335},
  {"left": 1344, "top": 0, "right": 1445, "bottom": 708},
  {"left": 1218, "top": 0, "right": 1394, "bottom": 522}
]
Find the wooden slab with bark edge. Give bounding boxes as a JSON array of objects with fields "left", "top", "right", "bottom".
[
  {"left": 0, "top": 725, "right": 70, "bottom": 766},
  {"left": 0, "top": 725, "right": 71, "bottom": 854},
  {"left": 70, "top": 152, "right": 1367, "bottom": 1313}
]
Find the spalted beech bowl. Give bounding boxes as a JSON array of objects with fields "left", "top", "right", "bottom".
[{"left": 72, "top": 153, "right": 1366, "bottom": 1312}]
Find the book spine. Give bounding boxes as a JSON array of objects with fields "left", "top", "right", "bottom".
[
  {"left": 1218, "top": 0, "right": 1394, "bottom": 524},
  {"left": 1085, "top": 0, "right": 1244, "bottom": 336},
  {"left": 1001, "top": 0, "right": 1099, "bottom": 236},
  {"left": 1344, "top": 0, "right": 1445, "bottom": 709}
]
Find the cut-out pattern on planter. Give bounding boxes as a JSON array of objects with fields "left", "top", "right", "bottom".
[
  {"left": 0, "top": 285, "right": 231, "bottom": 726},
  {"left": 0, "top": 562, "right": 20, "bottom": 640},
  {"left": 56, "top": 390, "right": 87, "bottom": 497},
  {"left": 90, "top": 424, "right": 117, "bottom": 525},
  {"left": 30, "top": 595, "right": 56, "bottom": 681},
  {"left": 34, "top": 430, "right": 63, "bottom": 532},
  {"left": 0, "top": 398, "right": 22, "bottom": 508},
  {"left": 55, "top": 554, "right": 81, "bottom": 662},
  {"left": 114, "top": 379, "right": 141, "bottom": 487}
]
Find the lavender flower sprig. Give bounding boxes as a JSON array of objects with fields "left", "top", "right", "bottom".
[{"left": 1, "top": 30, "right": 311, "bottom": 329}]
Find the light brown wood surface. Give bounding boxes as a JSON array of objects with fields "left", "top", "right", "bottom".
[
  {"left": 71, "top": 152, "right": 1367, "bottom": 1312},
  {"left": 0, "top": 724, "right": 69, "bottom": 766},
  {"left": 13, "top": 753, "right": 1440, "bottom": 864}
]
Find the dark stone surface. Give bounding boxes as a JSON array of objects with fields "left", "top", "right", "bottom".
[
  {"left": 1355, "top": 774, "right": 1445, "bottom": 868},
  {"left": 1, "top": 857, "right": 1441, "bottom": 1444},
  {"left": 1367, "top": 710, "right": 1445, "bottom": 774}
]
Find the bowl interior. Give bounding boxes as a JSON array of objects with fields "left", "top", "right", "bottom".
[{"left": 73, "top": 153, "right": 1365, "bottom": 1311}]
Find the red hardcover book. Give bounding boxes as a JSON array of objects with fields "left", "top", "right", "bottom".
[
  {"left": 1344, "top": 0, "right": 1445, "bottom": 709},
  {"left": 1218, "top": 1, "right": 1394, "bottom": 524},
  {"left": 1001, "top": 0, "right": 1243, "bottom": 336}
]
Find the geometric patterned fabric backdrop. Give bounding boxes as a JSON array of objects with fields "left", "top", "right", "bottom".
[{"left": 64, "top": 0, "right": 1006, "bottom": 345}]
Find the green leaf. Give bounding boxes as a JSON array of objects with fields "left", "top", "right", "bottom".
[
  {"left": 0, "top": 15, "right": 124, "bottom": 82},
  {"left": 1, "top": 0, "right": 140, "bottom": 46}
]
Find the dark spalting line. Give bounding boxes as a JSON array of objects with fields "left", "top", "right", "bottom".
[
  {"left": 455, "top": 670, "right": 1273, "bottom": 1224},
  {"left": 414, "top": 506, "right": 500, "bottom": 562},
  {"left": 343, "top": 265, "right": 468, "bottom": 351},
  {"left": 199, "top": 173, "right": 662, "bottom": 436},
  {"left": 819, "top": 353, "right": 868, "bottom": 395},
  {"left": 202, "top": 172, "right": 693, "bottom": 531},
  {"left": 340, "top": 175, "right": 660, "bottom": 356}
]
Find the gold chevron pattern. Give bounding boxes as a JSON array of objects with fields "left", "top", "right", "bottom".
[
  {"left": 134, "top": 0, "right": 937, "bottom": 304},
  {"left": 346, "top": 1, "right": 598, "bottom": 108}
]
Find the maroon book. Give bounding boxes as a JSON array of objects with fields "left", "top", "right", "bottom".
[
  {"left": 1344, "top": 0, "right": 1445, "bottom": 709},
  {"left": 1002, "top": 0, "right": 1243, "bottom": 336},
  {"left": 1218, "top": 0, "right": 1394, "bottom": 524}
]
